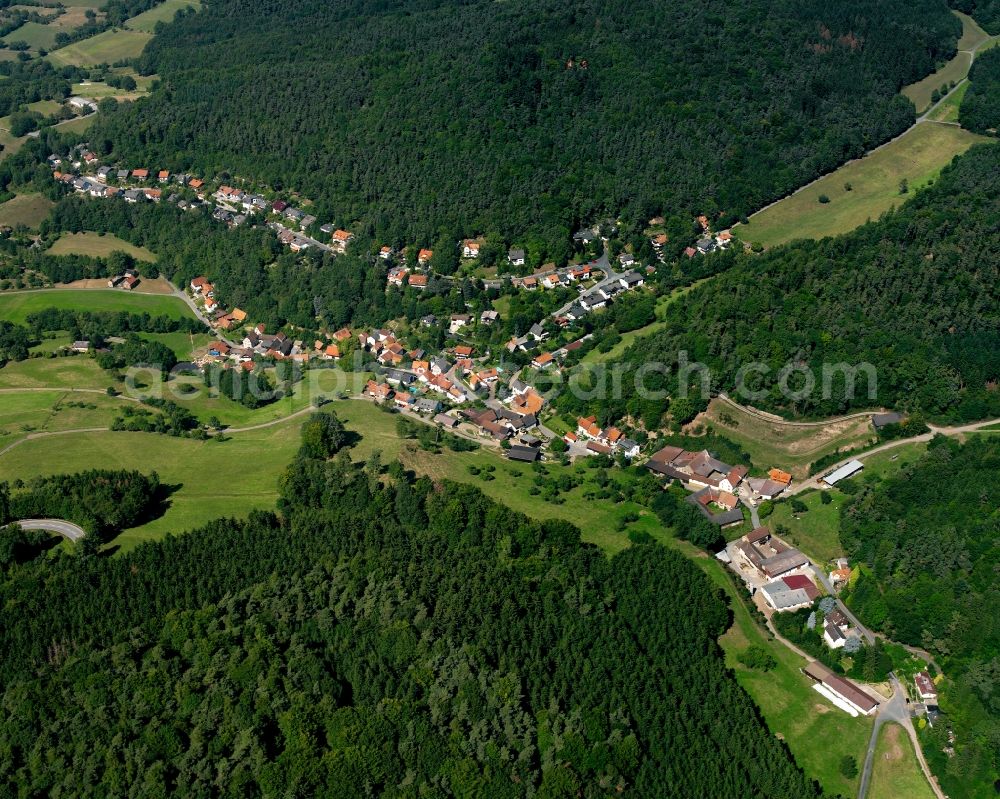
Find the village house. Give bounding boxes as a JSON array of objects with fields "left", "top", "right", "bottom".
[
  {"left": 331, "top": 229, "right": 353, "bottom": 252},
  {"left": 760, "top": 574, "right": 819, "bottom": 612},
  {"left": 461, "top": 239, "right": 481, "bottom": 258},
  {"left": 379, "top": 245, "right": 393, "bottom": 260},
  {"left": 731, "top": 526, "right": 808, "bottom": 584},
  {"left": 365, "top": 380, "right": 394, "bottom": 403},
  {"left": 531, "top": 351, "right": 555, "bottom": 370},
  {"left": 508, "top": 248, "right": 525, "bottom": 267},
  {"left": 914, "top": 671, "right": 938, "bottom": 706},
  {"left": 418, "top": 248, "right": 434, "bottom": 265},
  {"left": 409, "top": 273, "right": 428, "bottom": 289},
  {"left": 802, "top": 661, "right": 879, "bottom": 717},
  {"left": 449, "top": 314, "right": 471, "bottom": 334},
  {"left": 823, "top": 609, "right": 852, "bottom": 649}
]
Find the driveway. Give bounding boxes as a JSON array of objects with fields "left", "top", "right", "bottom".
[
  {"left": 13, "top": 518, "right": 87, "bottom": 542},
  {"left": 551, "top": 249, "right": 624, "bottom": 318}
]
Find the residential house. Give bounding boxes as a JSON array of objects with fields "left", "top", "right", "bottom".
[
  {"left": 508, "top": 248, "right": 525, "bottom": 267},
  {"left": 531, "top": 351, "right": 555, "bottom": 370},
  {"left": 379, "top": 245, "right": 393, "bottom": 260},
  {"left": 760, "top": 574, "right": 819, "bottom": 612},
  {"left": 461, "top": 239, "right": 481, "bottom": 258},
  {"left": 768, "top": 468, "right": 793, "bottom": 487},
  {"left": 434, "top": 412, "right": 459, "bottom": 428},
  {"left": 449, "top": 314, "right": 471, "bottom": 334},
  {"left": 409, "top": 273, "right": 428, "bottom": 289},
  {"left": 158, "top": 170, "right": 170, "bottom": 183},
  {"left": 480, "top": 310, "right": 498, "bottom": 325},
  {"left": 732, "top": 527, "right": 808, "bottom": 582},
  {"left": 131, "top": 168, "right": 149, "bottom": 181},
  {"left": 365, "top": 380, "right": 393, "bottom": 403},
  {"left": 619, "top": 271, "right": 644, "bottom": 290},
  {"left": 914, "top": 672, "right": 938, "bottom": 706},
  {"left": 417, "top": 248, "right": 433, "bottom": 265},
  {"left": 746, "top": 477, "right": 788, "bottom": 502},
  {"left": 96, "top": 166, "right": 111, "bottom": 182},
  {"left": 332, "top": 230, "right": 355, "bottom": 253}
]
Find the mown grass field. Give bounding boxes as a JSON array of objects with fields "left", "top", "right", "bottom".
[
  {"left": 869, "top": 724, "right": 936, "bottom": 799},
  {"left": 767, "top": 490, "right": 845, "bottom": 564},
  {"left": 903, "top": 53, "right": 971, "bottom": 115},
  {"left": 0, "top": 193, "right": 53, "bottom": 229},
  {"left": 47, "top": 231, "right": 157, "bottom": 261},
  {"left": 700, "top": 399, "right": 876, "bottom": 478},
  {"left": 47, "top": 27, "right": 151, "bottom": 66},
  {"left": 0, "top": 289, "right": 191, "bottom": 324},
  {"left": 927, "top": 81, "right": 970, "bottom": 124},
  {"left": 125, "top": 0, "right": 198, "bottom": 33},
  {"left": 738, "top": 124, "right": 992, "bottom": 248}
]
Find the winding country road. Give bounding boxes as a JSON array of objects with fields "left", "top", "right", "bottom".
[{"left": 12, "top": 518, "right": 87, "bottom": 542}]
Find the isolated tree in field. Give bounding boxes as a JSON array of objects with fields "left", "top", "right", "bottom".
[
  {"left": 839, "top": 756, "right": 858, "bottom": 779},
  {"left": 299, "top": 412, "right": 347, "bottom": 459}
]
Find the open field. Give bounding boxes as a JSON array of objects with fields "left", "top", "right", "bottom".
[
  {"left": 3, "top": 6, "right": 99, "bottom": 50},
  {"left": 0, "top": 289, "right": 191, "bottom": 324},
  {"left": 0, "top": 356, "right": 111, "bottom": 390},
  {"left": 738, "top": 124, "right": 992, "bottom": 248},
  {"left": 926, "top": 80, "right": 970, "bottom": 124},
  {"left": 0, "top": 193, "right": 53, "bottom": 229},
  {"left": 125, "top": 0, "right": 198, "bottom": 33},
  {"left": 47, "top": 231, "right": 157, "bottom": 261},
  {"left": 699, "top": 399, "right": 876, "bottom": 478},
  {"left": 0, "top": 425, "right": 297, "bottom": 552},
  {"left": 0, "top": 389, "right": 123, "bottom": 450},
  {"left": 768, "top": 490, "right": 845, "bottom": 564},
  {"left": 956, "top": 11, "right": 993, "bottom": 51},
  {"left": 582, "top": 281, "right": 706, "bottom": 365},
  {"left": 53, "top": 113, "right": 97, "bottom": 134},
  {"left": 47, "top": 27, "right": 151, "bottom": 66},
  {"left": 903, "top": 53, "right": 971, "bottom": 114},
  {"left": 869, "top": 724, "right": 936, "bottom": 799}
]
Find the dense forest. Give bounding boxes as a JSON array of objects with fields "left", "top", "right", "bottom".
[
  {"left": 0, "top": 422, "right": 829, "bottom": 797},
  {"left": 960, "top": 47, "right": 1000, "bottom": 133},
  {"left": 949, "top": 0, "right": 1000, "bottom": 32},
  {"left": 840, "top": 435, "right": 1000, "bottom": 796},
  {"left": 86, "top": 0, "right": 960, "bottom": 249},
  {"left": 559, "top": 144, "right": 1000, "bottom": 425}
]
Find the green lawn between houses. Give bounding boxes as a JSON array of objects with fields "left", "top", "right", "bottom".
[
  {"left": 0, "top": 289, "right": 190, "bottom": 324},
  {"left": 737, "top": 124, "right": 993, "bottom": 249}
]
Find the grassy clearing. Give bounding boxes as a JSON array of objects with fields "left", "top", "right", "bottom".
[
  {"left": 0, "top": 425, "right": 297, "bottom": 553},
  {"left": 47, "top": 231, "right": 157, "bottom": 261},
  {"left": 926, "top": 81, "right": 970, "bottom": 124},
  {"left": 54, "top": 114, "right": 97, "bottom": 134},
  {"left": 47, "top": 27, "right": 151, "bottom": 66},
  {"left": 0, "top": 356, "right": 110, "bottom": 390},
  {"left": 869, "top": 724, "right": 936, "bottom": 799},
  {"left": 903, "top": 53, "right": 971, "bottom": 115},
  {"left": 738, "top": 124, "right": 992, "bottom": 248},
  {"left": 0, "top": 289, "right": 191, "bottom": 324},
  {"left": 955, "top": 11, "right": 994, "bottom": 51},
  {"left": 125, "top": 0, "right": 198, "bottom": 33},
  {"left": 768, "top": 490, "right": 846, "bottom": 564},
  {"left": 0, "top": 193, "right": 53, "bottom": 229},
  {"left": 699, "top": 399, "right": 876, "bottom": 478},
  {"left": 582, "top": 282, "right": 705, "bottom": 365}
]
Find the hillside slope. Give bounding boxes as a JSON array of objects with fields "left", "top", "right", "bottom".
[
  {"left": 89, "top": 0, "right": 958, "bottom": 252},
  {"left": 558, "top": 144, "right": 1000, "bottom": 425}
]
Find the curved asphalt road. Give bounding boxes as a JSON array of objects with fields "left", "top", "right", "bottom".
[{"left": 13, "top": 518, "right": 87, "bottom": 542}]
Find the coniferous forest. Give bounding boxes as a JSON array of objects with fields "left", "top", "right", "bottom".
[
  {"left": 87, "top": 0, "right": 960, "bottom": 249},
  {"left": 0, "top": 426, "right": 826, "bottom": 797}
]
